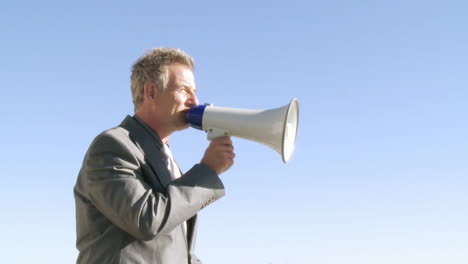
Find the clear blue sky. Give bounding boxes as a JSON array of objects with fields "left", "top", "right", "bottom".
[{"left": 1, "top": 1, "right": 467, "bottom": 263}]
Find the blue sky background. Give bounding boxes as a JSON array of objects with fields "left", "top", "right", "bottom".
[{"left": 1, "top": 1, "right": 467, "bottom": 263}]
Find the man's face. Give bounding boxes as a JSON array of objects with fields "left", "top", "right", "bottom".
[{"left": 152, "top": 64, "right": 199, "bottom": 132}]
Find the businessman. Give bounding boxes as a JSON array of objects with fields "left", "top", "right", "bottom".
[{"left": 74, "top": 47, "right": 235, "bottom": 264}]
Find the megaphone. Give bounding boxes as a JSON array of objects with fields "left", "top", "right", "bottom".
[{"left": 186, "top": 98, "right": 299, "bottom": 163}]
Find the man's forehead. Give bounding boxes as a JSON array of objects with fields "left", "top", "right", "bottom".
[{"left": 167, "top": 64, "right": 195, "bottom": 83}]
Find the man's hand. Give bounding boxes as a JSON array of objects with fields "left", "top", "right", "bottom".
[{"left": 201, "top": 136, "right": 235, "bottom": 175}]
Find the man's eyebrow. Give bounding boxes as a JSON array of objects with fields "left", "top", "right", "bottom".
[{"left": 182, "top": 84, "right": 196, "bottom": 91}]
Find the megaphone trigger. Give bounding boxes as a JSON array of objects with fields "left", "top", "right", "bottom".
[{"left": 207, "top": 128, "right": 230, "bottom": 140}]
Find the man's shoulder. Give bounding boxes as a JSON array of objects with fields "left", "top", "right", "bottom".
[
  {"left": 94, "top": 115, "right": 136, "bottom": 142},
  {"left": 88, "top": 117, "right": 135, "bottom": 151},
  {"left": 84, "top": 115, "right": 152, "bottom": 160},
  {"left": 101, "top": 125, "right": 130, "bottom": 139},
  {"left": 82, "top": 122, "right": 144, "bottom": 165}
]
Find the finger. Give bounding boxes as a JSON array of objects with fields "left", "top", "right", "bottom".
[
  {"left": 211, "top": 140, "right": 233, "bottom": 149},
  {"left": 217, "top": 145, "right": 234, "bottom": 153},
  {"left": 223, "top": 151, "right": 235, "bottom": 160},
  {"left": 213, "top": 136, "right": 232, "bottom": 145}
]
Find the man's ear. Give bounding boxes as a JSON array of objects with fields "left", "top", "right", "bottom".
[{"left": 143, "top": 82, "right": 157, "bottom": 101}]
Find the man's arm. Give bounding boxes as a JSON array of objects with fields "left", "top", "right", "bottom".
[{"left": 80, "top": 132, "right": 225, "bottom": 241}]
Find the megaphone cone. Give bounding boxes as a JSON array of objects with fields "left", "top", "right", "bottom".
[{"left": 186, "top": 99, "right": 299, "bottom": 163}]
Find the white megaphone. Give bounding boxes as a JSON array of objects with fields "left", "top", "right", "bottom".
[{"left": 186, "top": 98, "right": 299, "bottom": 163}]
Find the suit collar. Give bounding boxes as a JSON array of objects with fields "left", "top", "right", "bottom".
[
  {"left": 133, "top": 115, "right": 164, "bottom": 148},
  {"left": 119, "top": 115, "right": 172, "bottom": 188}
]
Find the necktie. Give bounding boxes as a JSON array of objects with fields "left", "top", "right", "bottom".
[{"left": 162, "top": 144, "right": 182, "bottom": 180}]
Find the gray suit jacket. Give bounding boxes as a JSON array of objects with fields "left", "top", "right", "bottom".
[{"left": 74, "top": 115, "right": 225, "bottom": 264}]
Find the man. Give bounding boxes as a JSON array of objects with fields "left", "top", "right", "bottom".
[{"left": 74, "top": 48, "right": 235, "bottom": 264}]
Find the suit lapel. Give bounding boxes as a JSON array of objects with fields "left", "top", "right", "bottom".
[
  {"left": 120, "top": 115, "right": 197, "bottom": 249},
  {"left": 119, "top": 115, "right": 173, "bottom": 189},
  {"left": 187, "top": 215, "right": 198, "bottom": 254}
]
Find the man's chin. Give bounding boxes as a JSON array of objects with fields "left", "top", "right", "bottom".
[{"left": 176, "top": 123, "right": 190, "bottom": 131}]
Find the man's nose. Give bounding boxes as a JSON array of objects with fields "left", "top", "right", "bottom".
[{"left": 187, "top": 93, "right": 199, "bottom": 107}]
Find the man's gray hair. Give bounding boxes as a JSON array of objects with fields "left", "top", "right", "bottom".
[{"left": 130, "top": 48, "right": 195, "bottom": 111}]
